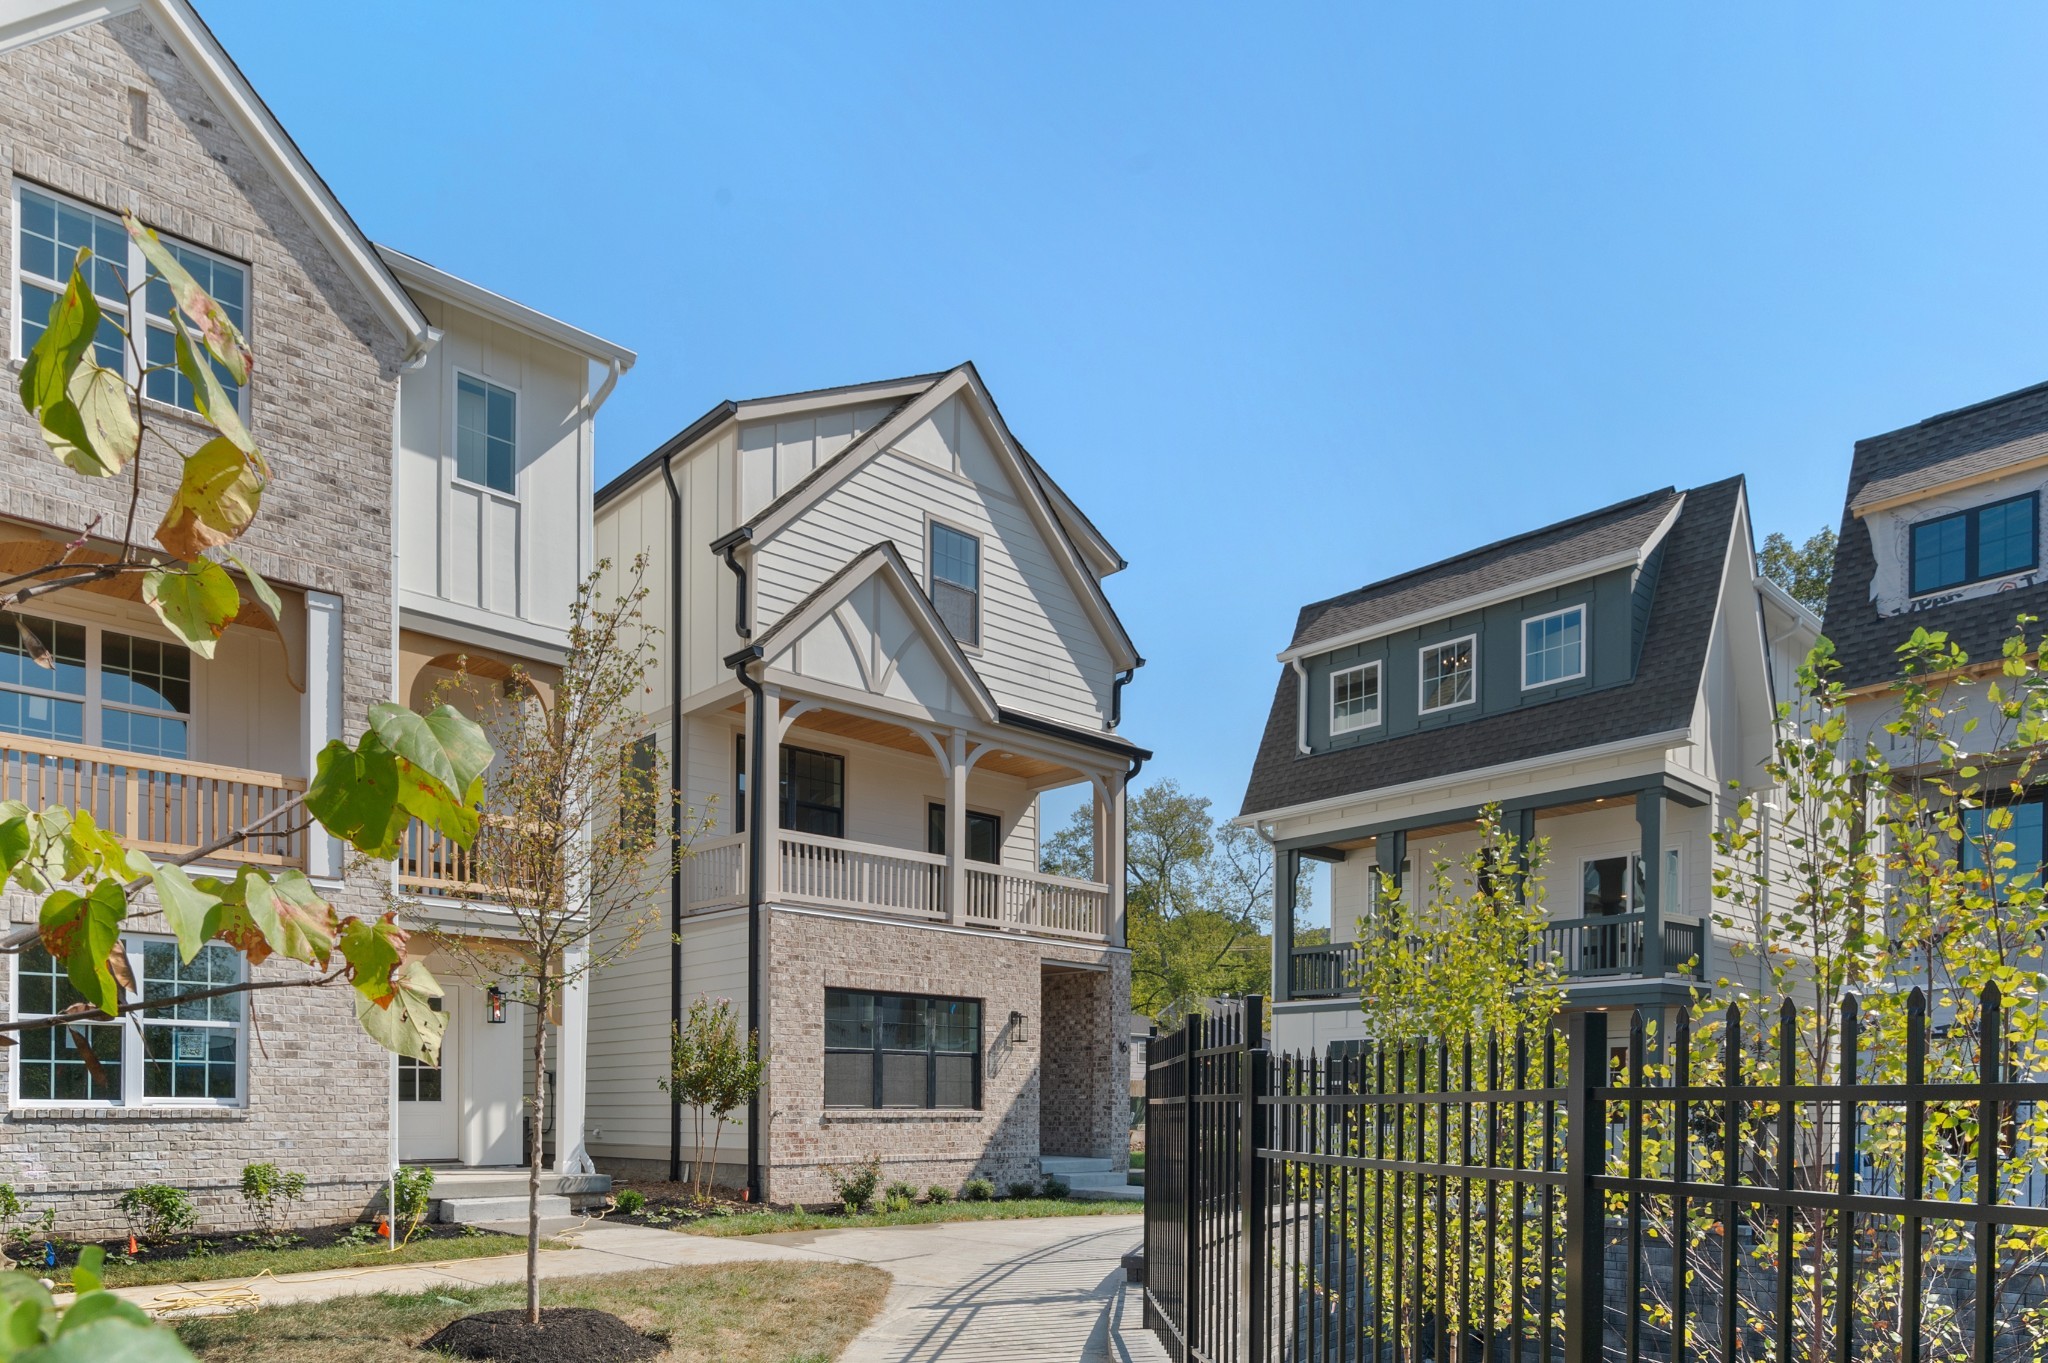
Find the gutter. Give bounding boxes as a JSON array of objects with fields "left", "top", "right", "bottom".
[
  {"left": 712, "top": 526, "right": 753, "bottom": 639},
  {"left": 727, "top": 643, "right": 768, "bottom": 1205},
  {"left": 659, "top": 456, "right": 686, "bottom": 1183},
  {"left": 1109, "top": 657, "right": 1144, "bottom": 731},
  {"left": 579, "top": 357, "right": 626, "bottom": 419}
]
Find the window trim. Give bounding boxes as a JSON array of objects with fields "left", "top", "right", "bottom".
[
  {"left": 0, "top": 606, "right": 198, "bottom": 756},
  {"left": 1329, "top": 660, "right": 1382, "bottom": 735},
  {"left": 925, "top": 516, "right": 983, "bottom": 650},
  {"left": 1417, "top": 633, "right": 1478, "bottom": 715},
  {"left": 1520, "top": 605, "right": 1588, "bottom": 692},
  {"left": 779, "top": 742, "right": 846, "bottom": 840},
  {"left": 926, "top": 801, "right": 1002, "bottom": 864},
  {"left": 1908, "top": 493, "right": 2040, "bottom": 598},
  {"left": 12, "top": 181, "right": 250, "bottom": 420},
  {"left": 9, "top": 934, "right": 248, "bottom": 1110},
  {"left": 449, "top": 367, "right": 522, "bottom": 500},
  {"left": 823, "top": 987, "right": 984, "bottom": 1112}
]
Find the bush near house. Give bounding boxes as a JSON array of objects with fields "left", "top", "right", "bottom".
[{"left": 118, "top": 1185, "right": 196, "bottom": 1242}]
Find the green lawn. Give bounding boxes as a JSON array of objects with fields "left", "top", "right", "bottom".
[
  {"left": 1129, "top": 1151, "right": 1146, "bottom": 1170},
  {"left": 174, "top": 1262, "right": 890, "bottom": 1363},
  {"left": 682, "top": 1197, "right": 1136, "bottom": 1238},
  {"left": 29, "top": 1232, "right": 551, "bottom": 1290}
]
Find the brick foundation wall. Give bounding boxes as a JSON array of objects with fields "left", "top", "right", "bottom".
[
  {"left": 0, "top": 12, "right": 403, "bottom": 1238},
  {"left": 760, "top": 907, "right": 1130, "bottom": 1204}
]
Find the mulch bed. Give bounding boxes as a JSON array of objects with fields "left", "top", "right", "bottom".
[
  {"left": 597, "top": 1181, "right": 785, "bottom": 1231},
  {"left": 422, "top": 1307, "right": 664, "bottom": 1363},
  {"left": 5, "top": 1220, "right": 509, "bottom": 1271}
]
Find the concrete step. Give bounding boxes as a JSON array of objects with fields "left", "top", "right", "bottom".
[
  {"left": 1039, "top": 1156, "right": 1115, "bottom": 1176},
  {"left": 1055, "top": 1171, "right": 1133, "bottom": 1191},
  {"left": 436, "top": 1194, "right": 571, "bottom": 1225},
  {"left": 1069, "top": 1184, "right": 1145, "bottom": 1203},
  {"left": 421, "top": 1170, "right": 609, "bottom": 1201}
]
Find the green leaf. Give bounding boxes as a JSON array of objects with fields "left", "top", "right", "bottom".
[
  {"left": 337, "top": 915, "right": 406, "bottom": 1007},
  {"left": 0, "top": 1275, "right": 56, "bottom": 1352},
  {"left": 19, "top": 257, "right": 127, "bottom": 478},
  {"left": 170, "top": 315, "right": 257, "bottom": 460},
  {"left": 305, "top": 737, "right": 408, "bottom": 859},
  {"left": 18, "top": 1315, "right": 199, "bottom": 1362},
  {"left": 64, "top": 359, "right": 138, "bottom": 476},
  {"left": 0, "top": 817, "right": 31, "bottom": 885},
  {"left": 155, "top": 438, "right": 263, "bottom": 560},
  {"left": 47, "top": 1295, "right": 150, "bottom": 1339},
  {"left": 223, "top": 551, "right": 282, "bottom": 627},
  {"left": 68, "top": 1248, "right": 105, "bottom": 1297},
  {"left": 142, "top": 559, "right": 240, "bottom": 659},
  {"left": 244, "top": 869, "right": 336, "bottom": 969},
  {"left": 150, "top": 864, "right": 221, "bottom": 963},
  {"left": 125, "top": 212, "right": 251, "bottom": 387},
  {"left": 352, "top": 957, "right": 446, "bottom": 1064},
  {"left": 37, "top": 881, "right": 127, "bottom": 1016},
  {"left": 370, "top": 703, "right": 491, "bottom": 846}
]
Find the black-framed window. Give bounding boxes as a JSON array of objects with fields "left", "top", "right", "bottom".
[
  {"left": 1910, "top": 493, "right": 2039, "bottom": 596},
  {"left": 780, "top": 744, "right": 844, "bottom": 838},
  {"left": 824, "top": 988, "right": 981, "bottom": 1110},
  {"left": 621, "top": 734, "right": 660, "bottom": 837},
  {"left": 927, "top": 803, "right": 1001, "bottom": 863}
]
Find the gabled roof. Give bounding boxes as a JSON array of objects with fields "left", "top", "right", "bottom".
[
  {"left": 1241, "top": 477, "right": 1745, "bottom": 820},
  {"left": 1, "top": 0, "right": 431, "bottom": 353},
  {"left": 1279, "top": 487, "right": 1686, "bottom": 661},
  {"left": 1821, "top": 379, "right": 2048, "bottom": 690},
  {"left": 377, "top": 247, "right": 635, "bottom": 368},
  {"left": 736, "top": 541, "right": 1001, "bottom": 725}
]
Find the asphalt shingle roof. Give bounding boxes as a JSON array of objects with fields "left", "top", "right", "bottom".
[
  {"left": 1241, "top": 477, "right": 1743, "bottom": 819},
  {"left": 1286, "top": 488, "right": 1684, "bottom": 653},
  {"left": 1821, "top": 380, "right": 2048, "bottom": 691}
]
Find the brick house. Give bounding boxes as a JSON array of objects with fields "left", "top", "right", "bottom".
[
  {"left": 588, "top": 368, "right": 1146, "bottom": 1203},
  {"left": 0, "top": 0, "right": 630, "bottom": 1233}
]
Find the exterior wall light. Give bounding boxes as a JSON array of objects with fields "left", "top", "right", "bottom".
[
  {"left": 486, "top": 986, "right": 508, "bottom": 1024},
  {"left": 1010, "top": 1009, "right": 1028, "bottom": 1043}
]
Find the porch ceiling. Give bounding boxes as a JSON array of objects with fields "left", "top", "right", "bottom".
[
  {"left": 0, "top": 523, "right": 281, "bottom": 634},
  {"left": 727, "top": 699, "right": 1081, "bottom": 783}
]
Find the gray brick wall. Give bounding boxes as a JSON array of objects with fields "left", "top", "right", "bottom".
[
  {"left": 0, "top": 11, "right": 404, "bottom": 1237},
  {"left": 759, "top": 908, "right": 1130, "bottom": 1205}
]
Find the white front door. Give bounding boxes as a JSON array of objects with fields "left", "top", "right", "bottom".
[{"left": 397, "top": 994, "right": 457, "bottom": 1161}]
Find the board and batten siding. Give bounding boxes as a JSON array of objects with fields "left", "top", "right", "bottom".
[
  {"left": 395, "top": 296, "right": 591, "bottom": 636},
  {"left": 593, "top": 472, "right": 676, "bottom": 727},
  {"left": 749, "top": 396, "right": 1116, "bottom": 729}
]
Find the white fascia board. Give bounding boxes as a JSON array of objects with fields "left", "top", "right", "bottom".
[
  {"left": 1232, "top": 727, "right": 1694, "bottom": 832},
  {"left": 1277, "top": 495, "right": 1689, "bottom": 664},
  {"left": 378, "top": 245, "right": 636, "bottom": 368},
  {"left": 733, "top": 377, "right": 939, "bottom": 424},
  {"left": 0, "top": 0, "right": 135, "bottom": 54},
  {"left": 1752, "top": 573, "right": 1822, "bottom": 635}
]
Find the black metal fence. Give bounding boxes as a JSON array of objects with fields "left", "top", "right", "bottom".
[{"left": 1144, "top": 988, "right": 2048, "bottom": 1363}]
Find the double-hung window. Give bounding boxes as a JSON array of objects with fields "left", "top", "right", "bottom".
[
  {"left": 779, "top": 745, "right": 845, "bottom": 838},
  {"left": 0, "top": 613, "right": 190, "bottom": 757},
  {"left": 1418, "top": 636, "right": 1476, "bottom": 713},
  {"left": 1330, "top": 662, "right": 1380, "bottom": 734},
  {"left": 456, "top": 373, "right": 518, "bottom": 494},
  {"left": 929, "top": 522, "right": 981, "bottom": 646},
  {"left": 12, "top": 938, "right": 245, "bottom": 1106},
  {"left": 1910, "top": 494, "right": 2039, "bottom": 596},
  {"left": 15, "top": 185, "right": 247, "bottom": 416},
  {"left": 824, "top": 988, "right": 981, "bottom": 1110},
  {"left": 1522, "top": 606, "right": 1586, "bottom": 689},
  {"left": 927, "top": 803, "right": 1001, "bottom": 863}
]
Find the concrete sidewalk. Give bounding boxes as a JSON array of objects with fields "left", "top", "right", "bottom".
[{"left": 114, "top": 1213, "right": 1169, "bottom": 1361}]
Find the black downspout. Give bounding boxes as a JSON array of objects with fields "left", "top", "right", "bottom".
[
  {"left": 1109, "top": 658, "right": 1143, "bottom": 732},
  {"left": 659, "top": 458, "right": 685, "bottom": 1184},
  {"left": 730, "top": 647, "right": 766, "bottom": 1204}
]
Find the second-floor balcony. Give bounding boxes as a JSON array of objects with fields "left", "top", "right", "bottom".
[
  {"left": 685, "top": 828, "right": 1114, "bottom": 942},
  {"left": 1288, "top": 914, "right": 1708, "bottom": 1001}
]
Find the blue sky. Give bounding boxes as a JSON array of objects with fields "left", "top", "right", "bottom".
[{"left": 206, "top": 1, "right": 2048, "bottom": 842}]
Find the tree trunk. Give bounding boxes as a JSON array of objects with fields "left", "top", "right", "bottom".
[{"left": 528, "top": 966, "right": 549, "bottom": 1327}]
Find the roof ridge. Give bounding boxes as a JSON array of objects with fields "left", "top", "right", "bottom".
[
  {"left": 1298, "top": 485, "right": 1679, "bottom": 622},
  {"left": 1854, "top": 375, "right": 2048, "bottom": 450}
]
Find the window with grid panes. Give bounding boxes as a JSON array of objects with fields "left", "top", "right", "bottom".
[
  {"left": 823, "top": 989, "right": 980, "bottom": 1109},
  {"left": 929, "top": 523, "right": 981, "bottom": 645}
]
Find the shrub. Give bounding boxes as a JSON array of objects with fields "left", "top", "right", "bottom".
[
  {"left": 826, "top": 1155, "right": 882, "bottom": 1215},
  {"left": 240, "top": 1162, "right": 308, "bottom": 1232},
  {"left": 1006, "top": 1180, "right": 1039, "bottom": 1202},
  {"left": 883, "top": 1181, "right": 918, "bottom": 1205},
  {"left": 392, "top": 1165, "right": 436, "bottom": 1244},
  {"left": 962, "top": 1177, "right": 995, "bottom": 1203},
  {"left": 883, "top": 1191, "right": 914, "bottom": 1213},
  {"left": 117, "top": 1185, "right": 195, "bottom": 1241},
  {"left": 613, "top": 1188, "right": 647, "bottom": 1215},
  {"left": 1041, "top": 1176, "right": 1070, "bottom": 1199},
  {"left": 0, "top": 1184, "right": 55, "bottom": 1251},
  {"left": 924, "top": 1184, "right": 953, "bottom": 1206}
]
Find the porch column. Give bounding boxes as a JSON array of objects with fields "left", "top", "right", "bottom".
[
  {"left": 1636, "top": 787, "right": 1666, "bottom": 978},
  {"left": 758, "top": 683, "right": 781, "bottom": 901},
  {"left": 554, "top": 943, "right": 593, "bottom": 1174},
  {"left": 1103, "top": 776, "right": 1127, "bottom": 948},
  {"left": 303, "top": 591, "right": 343, "bottom": 881},
  {"left": 1375, "top": 829, "right": 1407, "bottom": 898},
  {"left": 1509, "top": 807, "right": 1538, "bottom": 902},
  {"left": 1272, "top": 845, "right": 1297, "bottom": 1003},
  {"left": 946, "top": 729, "right": 969, "bottom": 925}
]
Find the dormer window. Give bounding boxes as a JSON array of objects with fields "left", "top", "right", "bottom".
[
  {"left": 1418, "top": 636, "right": 1476, "bottom": 714},
  {"left": 1330, "top": 662, "right": 1380, "bottom": 734},
  {"left": 1522, "top": 606, "right": 1585, "bottom": 689},
  {"left": 1910, "top": 493, "right": 2037, "bottom": 596}
]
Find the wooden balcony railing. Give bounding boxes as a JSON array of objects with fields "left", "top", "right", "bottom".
[
  {"left": 1288, "top": 943, "right": 1361, "bottom": 998},
  {"left": 0, "top": 732, "right": 305, "bottom": 867},
  {"left": 1287, "top": 916, "right": 1708, "bottom": 998},
  {"left": 682, "top": 831, "right": 1112, "bottom": 942}
]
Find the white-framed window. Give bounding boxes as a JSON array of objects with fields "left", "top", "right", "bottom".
[
  {"left": 11, "top": 937, "right": 246, "bottom": 1107},
  {"left": 1418, "top": 635, "right": 1476, "bottom": 713},
  {"left": 1522, "top": 605, "right": 1586, "bottom": 690},
  {"left": 455, "top": 371, "right": 518, "bottom": 495},
  {"left": 1330, "top": 662, "right": 1381, "bottom": 734},
  {"left": 929, "top": 521, "right": 981, "bottom": 646},
  {"left": 14, "top": 183, "right": 247, "bottom": 417},
  {"left": 0, "top": 611, "right": 191, "bottom": 757}
]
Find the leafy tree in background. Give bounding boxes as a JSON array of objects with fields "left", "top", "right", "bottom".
[
  {"left": 1043, "top": 779, "right": 1307, "bottom": 1022},
  {"left": 1759, "top": 525, "right": 1837, "bottom": 612}
]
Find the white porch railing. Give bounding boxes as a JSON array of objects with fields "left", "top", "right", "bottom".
[
  {"left": 964, "top": 865, "right": 1110, "bottom": 939},
  {"left": 0, "top": 732, "right": 306, "bottom": 867},
  {"left": 777, "top": 830, "right": 947, "bottom": 920},
  {"left": 683, "top": 830, "right": 1111, "bottom": 942}
]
